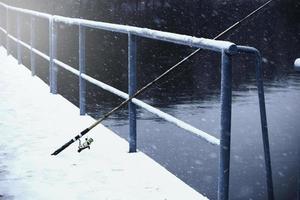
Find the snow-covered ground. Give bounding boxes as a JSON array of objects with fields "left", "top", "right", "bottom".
[{"left": 0, "top": 46, "right": 208, "bottom": 200}]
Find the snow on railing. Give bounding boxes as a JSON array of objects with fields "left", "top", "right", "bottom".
[{"left": 0, "top": 2, "right": 236, "bottom": 54}]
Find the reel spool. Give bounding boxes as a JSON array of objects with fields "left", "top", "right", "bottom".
[{"left": 78, "top": 138, "right": 94, "bottom": 153}]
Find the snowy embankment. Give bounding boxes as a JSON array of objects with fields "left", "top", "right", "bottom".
[{"left": 0, "top": 47, "right": 208, "bottom": 200}]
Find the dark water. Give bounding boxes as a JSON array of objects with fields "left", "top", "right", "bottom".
[{"left": 1, "top": 0, "right": 300, "bottom": 199}]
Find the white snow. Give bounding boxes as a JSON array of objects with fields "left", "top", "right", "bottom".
[{"left": 0, "top": 46, "right": 208, "bottom": 199}]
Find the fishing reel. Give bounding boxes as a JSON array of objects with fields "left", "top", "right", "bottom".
[{"left": 78, "top": 137, "right": 94, "bottom": 153}]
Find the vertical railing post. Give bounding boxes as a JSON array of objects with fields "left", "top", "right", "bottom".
[
  {"left": 236, "top": 46, "right": 275, "bottom": 200},
  {"left": 30, "top": 16, "right": 36, "bottom": 76},
  {"left": 128, "top": 33, "right": 137, "bottom": 153},
  {"left": 79, "top": 25, "right": 86, "bottom": 115},
  {"left": 49, "top": 18, "right": 58, "bottom": 94},
  {"left": 298, "top": 168, "right": 300, "bottom": 200},
  {"left": 218, "top": 50, "right": 232, "bottom": 200},
  {"left": 254, "top": 52, "right": 275, "bottom": 200},
  {"left": 17, "top": 12, "right": 22, "bottom": 65},
  {"left": 49, "top": 18, "right": 53, "bottom": 91},
  {"left": 6, "top": 7, "right": 9, "bottom": 56}
]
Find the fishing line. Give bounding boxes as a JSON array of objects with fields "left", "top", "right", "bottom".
[
  {"left": 157, "top": 0, "right": 274, "bottom": 87},
  {"left": 51, "top": 0, "right": 274, "bottom": 155}
]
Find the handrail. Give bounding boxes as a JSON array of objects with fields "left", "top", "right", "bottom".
[
  {"left": 0, "top": 2, "right": 274, "bottom": 200},
  {"left": 0, "top": 27, "right": 49, "bottom": 60},
  {"left": 0, "top": 2, "right": 236, "bottom": 54},
  {"left": 236, "top": 46, "right": 274, "bottom": 200},
  {"left": 0, "top": 26, "right": 220, "bottom": 146},
  {"left": 0, "top": 2, "right": 51, "bottom": 19},
  {"left": 54, "top": 15, "right": 236, "bottom": 53}
]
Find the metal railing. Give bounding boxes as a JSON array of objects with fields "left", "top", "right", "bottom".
[{"left": 0, "top": 2, "right": 274, "bottom": 200}]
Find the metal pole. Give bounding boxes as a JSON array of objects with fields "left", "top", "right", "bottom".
[
  {"left": 49, "top": 19, "right": 53, "bottom": 91},
  {"left": 236, "top": 45, "right": 275, "bottom": 200},
  {"left": 298, "top": 166, "right": 300, "bottom": 200},
  {"left": 128, "top": 33, "right": 137, "bottom": 153},
  {"left": 6, "top": 7, "right": 9, "bottom": 56},
  {"left": 254, "top": 51, "right": 275, "bottom": 200},
  {"left": 17, "top": 12, "right": 22, "bottom": 65},
  {"left": 30, "top": 16, "right": 36, "bottom": 76},
  {"left": 79, "top": 25, "right": 86, "bottom": 115},
  {"left": 49, "top": 18, "right": 58, "bottom": 94},
  {"left": 218, "top": 50, "right": 232, "bottom": 200}
]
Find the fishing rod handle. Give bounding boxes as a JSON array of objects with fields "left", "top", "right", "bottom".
[
  {"left": 51, "top": 128, "right": 90, "bottom": 155},
  {"left": 51, "top": 139, "right": 74, "bottom": 155}
]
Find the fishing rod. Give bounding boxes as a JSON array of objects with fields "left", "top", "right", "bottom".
[{"left": 51, "top": 0, "right": 274, "bottom": 155}]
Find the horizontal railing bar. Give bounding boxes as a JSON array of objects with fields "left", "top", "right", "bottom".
[
  {"left": 131, "top": 98, "right": 220, "bottom": 145},
  {"left": 0, "top": 2, "right": 236, "bottom": 53},
  {"left": 53, "top": 59, "right": 79, "bottom": 76},
  {"left": 0, "top": 2, "right": 51, "bottom": 19},
  {"left": 0, "top": 27, "right": 50, "bottom": 61},
  {"left": 81, "top": 73, "right": 220, "bottom": 145},
  {"left": 81, "top": 73, "right": 128, "bottom": 99},
  {"left": 0, "top": 28, "right": 76, "bottom": 73},
  {"left": 54, "top": 16, "right": 236, "bottom": 53},
  {"left": 32, "top": 47, "right": 49, "bottom": 61},
  {"left": 0, "top": 25, "right": 220, "bottom": 146}
]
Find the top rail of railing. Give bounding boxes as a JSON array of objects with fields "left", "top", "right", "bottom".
[
  {"left": 0, "top": 2, "right": 236, "bottom": 54},
  {"left": 0, "top": 2, "right": 51, "bottom": 19}
]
